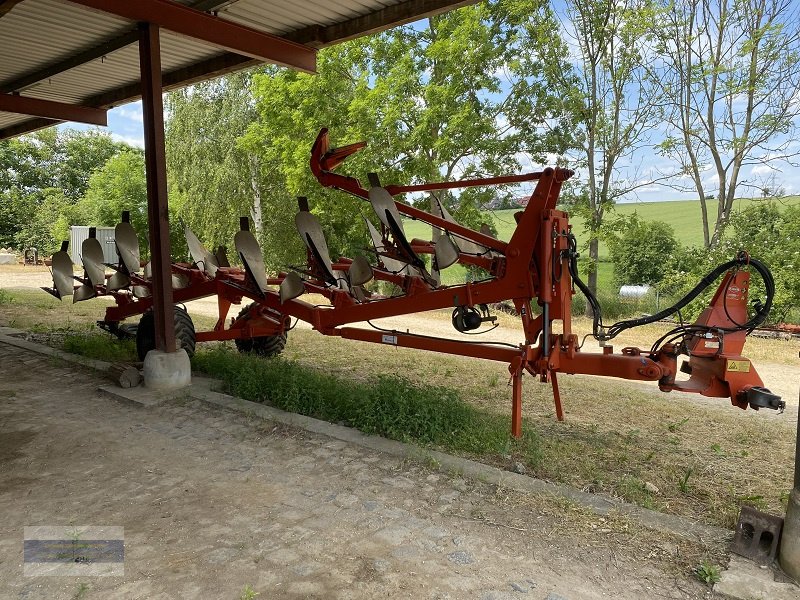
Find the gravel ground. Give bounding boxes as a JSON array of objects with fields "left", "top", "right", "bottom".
[{"left": 0, "top": 343, "right": 716, "bottom": 599}]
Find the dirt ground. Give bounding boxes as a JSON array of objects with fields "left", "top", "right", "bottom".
[{"left": 0, "top": 342, "right": 723, "bottom": 599}]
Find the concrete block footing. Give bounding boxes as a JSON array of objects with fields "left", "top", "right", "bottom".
[{"left": 143, "top": 349, "right": 191, "bottom": 390}]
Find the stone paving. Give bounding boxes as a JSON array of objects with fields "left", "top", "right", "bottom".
[{"left": 0, "top": 342, "right": 710, "bottom": 599}]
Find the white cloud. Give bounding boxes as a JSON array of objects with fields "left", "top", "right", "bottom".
[
  {"left": 751, "top": 163, "right": 778, "bottom": 175},
  {"left": 111, "top": 133, "right": 144, "bottom": 149},
  {"left": 115, "top": 103, "right": 143, "bottom": 124}
]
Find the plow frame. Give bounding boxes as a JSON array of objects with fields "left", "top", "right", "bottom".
[{"left": 77, "top": 127, "right": 780, "bottom": 437}]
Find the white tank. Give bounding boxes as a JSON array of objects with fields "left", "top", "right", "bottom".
[{"left": 619, "top": 285, "right": 651, "bottom": 298}]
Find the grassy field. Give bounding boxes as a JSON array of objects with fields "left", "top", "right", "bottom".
[
  {"left": 404, "top": 195, "right": 800, "bottom": 287},
  {"left": 407, "top": 195, "right": 800, "bottom": 253},
  {"left": 1, "top": 288, "right": 795, "bottom": 531}
]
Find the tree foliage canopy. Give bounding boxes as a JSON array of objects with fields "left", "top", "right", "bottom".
[
  {"left": 653, "top": 0, "right": 800, "bottom": 248},
  {"left": 604, "top": 213, "right": 680, "bottom": 286},
  {"left": 233, "top": 0, "right": 574, "bottom": 270},
  {"left": 0, "top": 128, "right": 129, "bottom": 252},
  {"left": 166, "top": 71, "right": 267, "bottom": 256},
  {"left": 561, "top": 0, "right": 664, "bottom": 299}
]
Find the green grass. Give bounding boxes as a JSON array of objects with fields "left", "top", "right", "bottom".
[
  {"left": 192, "top": 347, "right": 542, "bottom": 465},
  {"left": 62, "top": 332, "right": 137, "bottom": 362}
]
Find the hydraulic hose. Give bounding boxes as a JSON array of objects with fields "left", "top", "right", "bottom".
[{"left": 564, "top": 233, "right": 775, "bottom": 342}]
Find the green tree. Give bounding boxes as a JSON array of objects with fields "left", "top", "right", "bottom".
[
  {"left": 243, "top": 0, "right": 573, "bottom": 268},
  {"left": 562, "top": 0, "right": 664, "bottom": 304},
  {"left": 79, "top": 150, "right": 187, "bottom": 261},
  {"left": 0, "top": 128, "right": 124, "bottom": 200},
  {"left": 0, "top": 189, "right": 28, "bottom": 247},
  {"left": 80, "top": 151, "right": 148, "bottom": 246},
  {"left": 718, "top": 203, "right": 800, "bottom": 323},
  {"left": 165, "top": 70, "right": 276, "bottom": 258},
  {"left": 661, "top": 202, "right": 799, "bottom": 323},
  {"left": 604, "top": 213, "right": 680, "bottom": 286},
  {"left": 653, "top": 0, "right": 800, "bottom": 248},
  {"left": 0, "top": 128, "right": 128, "bottom": 251},
  {"left": 13, "top": 190, "right": 61, "bottom": 255},
  {"left": 242, "top": 43, "right": 371, "bottom": 269}
]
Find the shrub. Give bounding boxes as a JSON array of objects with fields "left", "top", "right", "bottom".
[{"left": 604, "top": 213, "right": 680, "bottom": 287}]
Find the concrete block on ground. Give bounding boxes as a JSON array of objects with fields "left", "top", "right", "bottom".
[
  {"left": 714, "top": 555, "right": 800, "bottom": 599},
  {"left": 143, "top": 349, "right": 191, "bottom": 390}
]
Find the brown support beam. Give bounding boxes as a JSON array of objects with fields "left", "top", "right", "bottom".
[
  {"left": 0, "top": 52, "right": 258, "bottom": 140},
  {"left": 286, "top": 0, "right": 480, "bottom": 47},
  {"left": 0, "top": 118, "right": 54, "bottom": 140},
  {"left": 0, "top": 93, "right": 107, "bottom": 125},
  {"left": 139, "top": 22, "right": 176, "bottom": 354},
  {"left": 67, "top": 0, "right": 316, "bottom": 73},
  {"left": 0, "top": 0, "right": 24, "bottom": 18}
]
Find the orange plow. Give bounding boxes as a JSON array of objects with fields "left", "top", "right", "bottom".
[{"left": 44, "top": 129, "right": 783, "bottom": 436}]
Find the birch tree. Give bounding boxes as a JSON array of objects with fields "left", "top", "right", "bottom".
[
  {"left": 563, "top": 0, "right": 663, "bottom": 298},
  {"left": 165, "top": 70, "right": 275, "bottom": 253},
  {"left": 654, "top": 0, "right": 800, "bottom": 248}
]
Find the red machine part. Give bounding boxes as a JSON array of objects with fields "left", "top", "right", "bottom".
[{"left": 86, "top": 128, "right": 780, "bottom": 438}]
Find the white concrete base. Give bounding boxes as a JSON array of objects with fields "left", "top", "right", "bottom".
[
  {"left": 143, "top": 349, "right": 191, "bottom": 391},
  {"left": 780, "top": 488, "right": 800, "bottom": 583},
  {"left": 715, "top": 555, "right": 799, "bottom": 599}
]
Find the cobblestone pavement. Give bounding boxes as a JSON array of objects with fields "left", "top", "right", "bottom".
[{"left": 0, "top": 343, "right": 711, "bottom": 599}]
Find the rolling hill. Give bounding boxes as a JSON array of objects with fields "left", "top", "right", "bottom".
[{"left": 401, "top": 195, "right": 800, "bottom": 287}]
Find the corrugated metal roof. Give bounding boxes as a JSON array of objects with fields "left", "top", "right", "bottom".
[
  {"left": 219, "top": 0, "right": 397, "bottom": 34},
  {"left": 0, "top": 0, "right": 476, "bottom": 138},
  {"left": 19, "top": 34, "right": 221, "bottom": 105},
  {"left": 0, "top": 0, "right": 131, "bottom": 84}
]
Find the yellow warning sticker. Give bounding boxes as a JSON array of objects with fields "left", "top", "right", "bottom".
[{"left": 726, "top": 359, "right": 751, "bottom": 373}]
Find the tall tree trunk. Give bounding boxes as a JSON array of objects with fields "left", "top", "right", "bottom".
[
  {"left": 586, "top": 233, "right": 599, "bottom": 315},
  {"left": 248, "top": 155, "right": 263, "bottom": 237}
]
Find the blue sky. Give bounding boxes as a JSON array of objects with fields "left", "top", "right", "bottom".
[
  {"left": 106, "top": 103, "right": 145, "bottom": 148},
  {"left": 64, "top": 101, "right": 145, "bottom": 149}
]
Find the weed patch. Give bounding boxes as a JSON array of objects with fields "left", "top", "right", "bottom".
[
  {"left": 62, "top": 333, "right": 137, "bottom": 362},
  {"left": 694, "top": 560, "right": 722, "bottom": 585},
  {"left": 192, "top": 347, "right": 542, "bottom": 464}
]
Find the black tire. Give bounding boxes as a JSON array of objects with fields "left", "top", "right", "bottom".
[
  {"left": 136, "top": 305, "right": 196, "bottom": 361},
  {"left": 233, "top": 303, "right": 288, "bottom": 358}
]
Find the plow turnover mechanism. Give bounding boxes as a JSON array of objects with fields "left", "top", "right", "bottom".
[{"left": 44, "top": 128, "right": 784, "bottom": 437}]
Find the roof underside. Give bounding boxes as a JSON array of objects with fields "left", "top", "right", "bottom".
[{"left": 0, "top": 0, "right": 477, "bottom": 139}]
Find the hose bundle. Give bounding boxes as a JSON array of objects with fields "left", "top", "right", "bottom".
[{"left": 564, "top": 233, "right": 774, "bottom": 348}]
